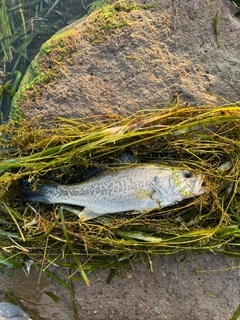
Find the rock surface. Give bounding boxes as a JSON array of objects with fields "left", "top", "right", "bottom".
[
  {"left": 11, "top": 0, "right": 240, "bottom": 123},
  {"left": 1, "top": 253, "right": 240, "bottom": 320}
]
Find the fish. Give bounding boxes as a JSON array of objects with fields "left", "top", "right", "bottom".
[{"left": 20, "top": 164, "right": 206, "bottom": 221}]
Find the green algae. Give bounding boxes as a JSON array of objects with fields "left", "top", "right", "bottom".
[
  {"left": 10, "top": 27, "right": 80, "bottom": 120},
  {"left": 93, "top": 1, "right": 157, "bottom": 32}
]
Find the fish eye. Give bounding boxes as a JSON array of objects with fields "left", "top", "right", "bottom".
[{"left": 183, "top": 171, "right": 193, "bottom": 179}]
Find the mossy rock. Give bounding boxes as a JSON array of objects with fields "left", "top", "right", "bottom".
[
  {"left": 11, "top": 0, "right": 240, "bottom": 123},
  {"left": 10, "top": 19, "right": 85, "bottom": 120}
]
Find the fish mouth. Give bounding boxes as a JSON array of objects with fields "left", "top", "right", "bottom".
[
  {"left": 192, "top": 177, "right": 206, "bottom": 195},
  {"left": 197, "top": 179, "right": 206, "bottom": 195}
]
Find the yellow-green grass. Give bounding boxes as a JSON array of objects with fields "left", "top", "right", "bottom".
[{"left": 0, "top": 101, "right": 239, "bottom": 289}]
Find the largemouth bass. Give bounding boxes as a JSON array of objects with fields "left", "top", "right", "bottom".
[{"left": 21, "top": 164, "right": 205, "bottom": 221}]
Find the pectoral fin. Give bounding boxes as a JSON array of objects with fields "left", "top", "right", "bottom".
[
  {"left": 79, "top": 207, "right": 104, "bottom": 221},
  {"left": 132, "top": 190, "right": 153, "bottom": 200},
  {"left": 150, "top": 187, "right": 176, "bottom": 208},
  {"left": 133, "top": 189, "right": 162, "bottom": 209},
  {"left": 62, "top": 205, "right": 103, "bottom": 221},
  {"left": 150, "top": 190, "right": 162, "bottom": 208}
]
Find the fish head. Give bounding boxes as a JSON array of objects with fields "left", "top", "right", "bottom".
[{"left": 170, "top": 169, "right": 206, "bottom": 199}]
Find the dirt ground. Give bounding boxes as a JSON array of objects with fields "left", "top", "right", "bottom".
[
  {"left": 1, "top": 253, "right": 240, "bottom": 320},
  {"left": 3, "top": 0, "right": 240, "bottom": 319}
]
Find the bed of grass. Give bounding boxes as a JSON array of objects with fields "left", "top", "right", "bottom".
[{"left": 0, "top": 101, "right": 239, "bottom": 290}]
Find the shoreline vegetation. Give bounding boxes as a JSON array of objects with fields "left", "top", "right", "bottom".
[{"left": 0, "top": 102, "right": 239, "bottom": 281}]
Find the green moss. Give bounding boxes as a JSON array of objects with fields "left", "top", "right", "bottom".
[
  {"left": 94, "top": 1, "right": 157, "bottom": 30},
  {"left": 100, "top": 19, "right": 131, "bottom": 29},
  {"left": 10, "top": 57, "right": 42, "bottom": 120},
  {"left": 88, "top": 0, "right": 157, "bottom": 42},
  {"left": 41, "top": 41, "right": 52, "bottom": 55},
  {"left": 10, "top": 27, "right": 79, "bottom": 120},
  {"left": 95, "top": 2, "right": 157, "bottom": 21},
  {"left": 113, "top": 2, "right": 158, "bottom": 12},
  {"left": 40, "top": 35, "right": 67, "bottom": 61}
]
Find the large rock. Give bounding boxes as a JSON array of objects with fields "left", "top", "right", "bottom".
[{"left": 11, "top": 0, "right": 240, "bottom": 123}]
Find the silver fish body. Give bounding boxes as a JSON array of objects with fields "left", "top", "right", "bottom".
[{"left": 21, "top": 164, "right": 205, "bottom": 221}]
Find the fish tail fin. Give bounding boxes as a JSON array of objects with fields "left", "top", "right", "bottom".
[{"left": 20, "top": 179, "right": 59, "bottom": 204}]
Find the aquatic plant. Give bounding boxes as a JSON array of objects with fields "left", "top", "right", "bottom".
[{"left": 0, "top": 99, "right": 239, "bottom": 284}]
